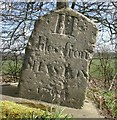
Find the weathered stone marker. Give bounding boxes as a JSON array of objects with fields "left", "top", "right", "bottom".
[{"left": 19, "top": 8, "right": 98, "bottom": 108}]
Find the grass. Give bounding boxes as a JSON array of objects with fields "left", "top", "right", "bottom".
[
  {"left": 1, "top": 58, "right": 116, "bottom": 79},
  {"left": 102, "top": 91, "right": 117, "bottom": 117},
  {"left": 1, "top": 58, "right": 116, "bottom": 118},
  {"left": 89, "top": 58, "right": 116, "bottom": 79},
  {"left": 0, "top": 101, "right": 70, "bottom": 119},
  {"left": 1, "top": 60, "right": 23, "bottom": 76},
  {"left": 87, "top": 87, "right": 117, "bottom": 118}
]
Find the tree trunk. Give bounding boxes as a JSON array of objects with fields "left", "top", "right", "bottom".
[
  {"left": 56, "top": 0, "right": 68, "bottom": 9},
  {"left": 71, "top": 0, "right": 76, "bottom": 9}
]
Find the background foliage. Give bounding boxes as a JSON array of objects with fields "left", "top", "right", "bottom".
[{"left": 1, "top": 0, "right": 117, "bottom": 118}]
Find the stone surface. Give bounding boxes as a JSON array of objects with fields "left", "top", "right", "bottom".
[
  {"left": 19, "top": 8, "right": 98, "bottom": 108},
  {"left": 1, "top": 95, "right": 104, "bottom": 118},
  {"left": 0, "top": 83, "right": 105, "bottom": 118}
]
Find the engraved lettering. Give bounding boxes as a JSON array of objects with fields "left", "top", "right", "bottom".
[
  {"left": 81, "top": 70, "right": 88, "bottom": 79},
  {"left": 38, "top": 61, "right": 48, "bottom": 74},
  {"left": 55, "top": 15, "right": 74, "bottom": 36},
  {"left": 69, "top": 49, "right": 75, "bottom": 58},
  {"left": 37, "top": 36, "right": 89, "bottom": 59},
  {"left": 72, "top": 69, "right": 79, "bottom": 79},
  {"left": 28, "top": 56, "right": 34, "bottom": 69},
  {"left": 81, "top": 51, "right": 84, "bottom": 58},
  {"left": 65, "top": 63, "right": 73, "bottom": 79},
  {"left": 37, "top": 88, "right": 40, "bottom": 93},
  {"left": 64, "top": 42, "right": 71, "bottom": 57},
  {"left": 54, "top": 65, "right": 65, "bottom": 77},
  {"left": 74, "top": 50, "right": 78, "bottom": 58},
  {"left": 48, "top": 45, "right": 53, "bottom": 53},
  {"left": 56, "top": 14, "right": 65, "bottom": 34},
  {"left": 33, "top": 61, "right": 39, "bottom": 72},
  {"left": 47, "top": 64, "right": 56, "bottom": 76},
  {"left": 37, "top": 36, "right": 47, "bottom": 52},
  {"left": 19, "top": 8, "right": 97, "bottom": 109},
  {"left": 65, "top": 16, "right": 74, "bottom": 35}
]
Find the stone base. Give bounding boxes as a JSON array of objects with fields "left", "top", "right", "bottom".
[{"left": 1, "top": 83, "right": 104, "bottom": 118}]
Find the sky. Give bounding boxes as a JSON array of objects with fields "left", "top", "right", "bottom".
[
  {"left": 1, "top": 0, "right": 117, "bottom": 2},
  {"left": 0, "top": 0, "right": 116, "bottom": 53}
]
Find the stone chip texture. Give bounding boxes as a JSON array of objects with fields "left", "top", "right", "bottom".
[{"left": 19, "top": 8, "right": 98, "bottom": 108}]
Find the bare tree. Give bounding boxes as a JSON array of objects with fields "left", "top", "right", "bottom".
[
  {"left": 1, "top": 1, "right": 117, "bottom": 82},
  {"left": 1, "top": 1, "right": 116, "bottom": 53},
  {"left": 113, "top": 2, "right": 117, "bottom": 76}
]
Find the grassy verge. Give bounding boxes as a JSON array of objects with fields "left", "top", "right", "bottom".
[
  {"left": 2, "top": 58, "right": 116, "bottom": 79},
  {"left": 89, "top": 58, "right": 116, "bottom": 79},
  {"left": 2, "top": 60, "right": 22, "bottom": 76},
  {"left": 87, "top": 83, "right": 117, "bottom": 118},
  {"left": 1, "top": 101, "right": 70, "bottom": 119},
  {"left": 1, "top": 58, "right": 116, "bottom": 118}
]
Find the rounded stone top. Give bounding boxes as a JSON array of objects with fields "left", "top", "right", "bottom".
[{"left": 55, "top": 7, "right": 97, "bottom": 28}]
